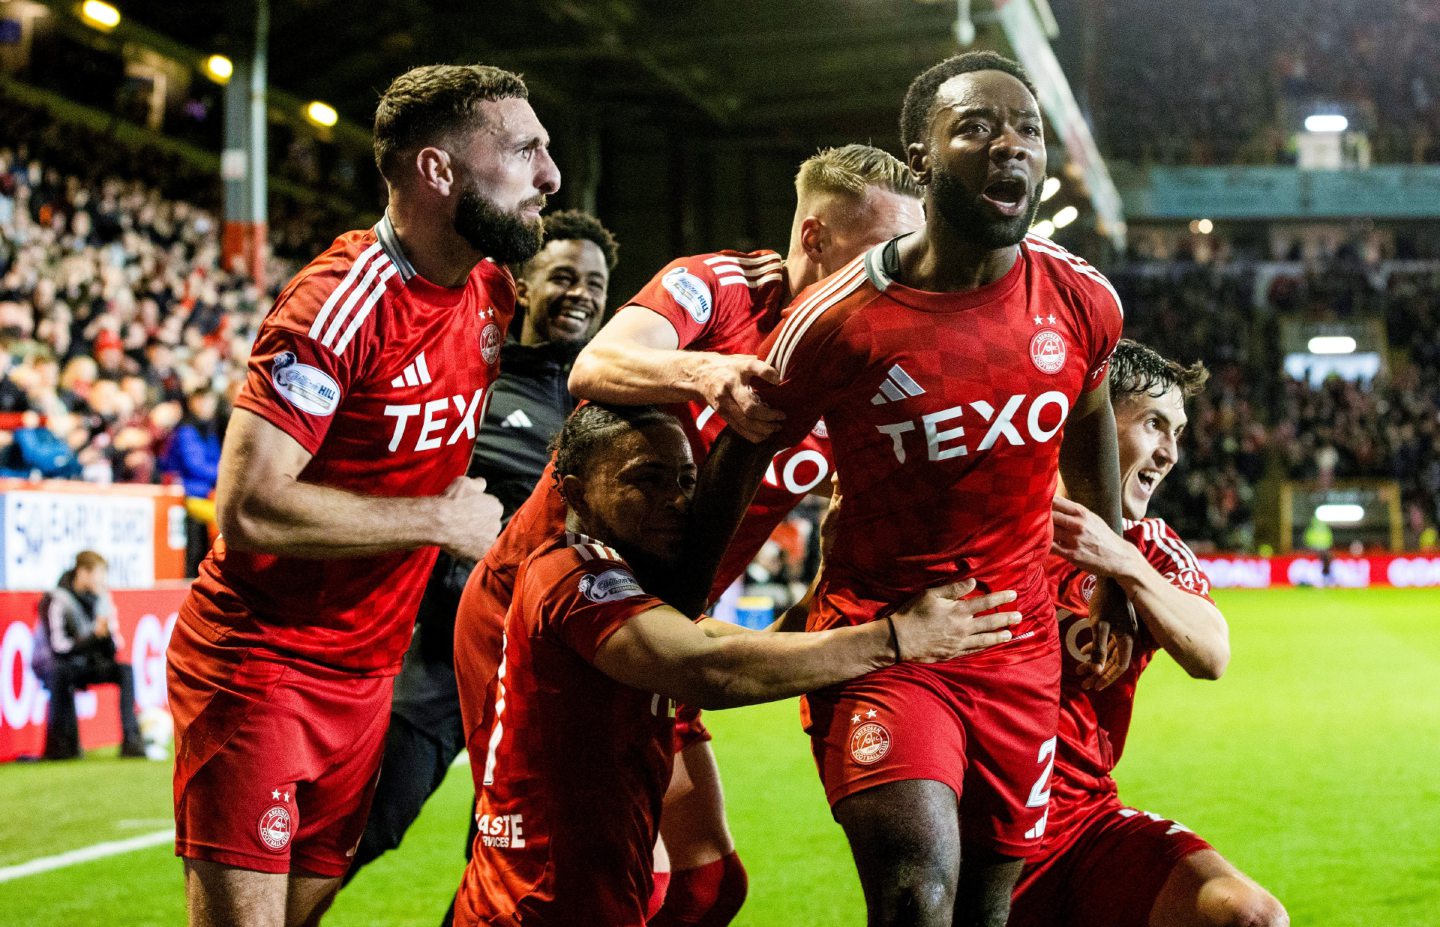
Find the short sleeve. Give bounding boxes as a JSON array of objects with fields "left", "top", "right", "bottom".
[
  {"left": 1082, "top": 275, "right": 1124, "bottom": 390},
  {"left": 621, "top": 257, "right": 726, "bottom": 349},
  {"left": 530, "top": 548, "right": 666, "bottom": 663},
  {"left": 752, "top": 292, "right": 862, "bottom": 448},
  {"left": 1137, "top": 520, "right": 1214, "bottom": 603},
  {"left": 234, "top": 269, "right": 372, "bottom": 454}
]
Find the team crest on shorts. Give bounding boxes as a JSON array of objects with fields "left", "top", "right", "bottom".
[
  {"left": 480, "top": 322, "right": 503, "bottom": 366},
  {"left": 849, "top": 721, "right": 892, "bottom": 765},
  {"left": 1080, "top": 573, "right": 1097, "bottom": 602},
  {"left": 1029, "top": 329, "right": 1067, "bottom": 375},
  {"left": 258, "top": 805, "right": 292, "bottom": 851}
]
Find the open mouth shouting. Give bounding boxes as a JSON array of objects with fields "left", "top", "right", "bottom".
[
  {"left": 979, "top": 174, "right": 1030, "bottom": 218},
  {"left": 1135, "top": 468, "right": 1163, "bottom": 498}
]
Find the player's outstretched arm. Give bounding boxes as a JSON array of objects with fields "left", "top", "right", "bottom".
[
  {"left": 593, "top": 580, "right": 1020, "bottom": 710},
  {"left": 1059, "top": 378, "right": 1137, "bottom": 682},
  {"left": 1051, "top": 497, "right": 1229, "bottom": 679},
  {"left": 568, "top": 307, "right": 784, "bottom": 442},
  {"left": 660, "top": 428, "right": 777, "bottom": 618},
  {"left": 216, "top": 409, "right": 503, "bottom": 561}
]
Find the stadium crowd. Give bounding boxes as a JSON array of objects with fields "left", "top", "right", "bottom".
[
  {"left": 0, "top": 93, "right": 315, "bottom": 500},
  {"left": 2, "top": 96, "right": 1439, "bottom": 557},
  {"left": 1114, "top": 255, "right": 1440, "bottom": 551},
  {"left": 1085, "top": 0, "right": 1440, "bottom": 165}
]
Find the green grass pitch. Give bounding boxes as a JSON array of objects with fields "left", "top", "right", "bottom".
[{"left": 4, "top": 588, "right": 1438, "bottom": 925}]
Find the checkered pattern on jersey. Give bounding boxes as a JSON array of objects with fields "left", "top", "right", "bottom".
[{"left": 759, "top": 243, "right": 1121, "bottom": 642}]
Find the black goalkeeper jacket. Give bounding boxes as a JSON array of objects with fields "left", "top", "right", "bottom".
[{"left": 393, "top": 338, "right": 580, "bottom": 731}]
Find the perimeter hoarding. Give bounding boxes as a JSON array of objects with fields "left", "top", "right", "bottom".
[{"left": 1, "top": 587, "right": 185, "bottom": 762}]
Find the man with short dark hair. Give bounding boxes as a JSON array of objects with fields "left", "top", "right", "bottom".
[
  {"left": 342, "top": 210, "right": 619, "bottom": 887},
  {"left": 1011, "top": 341, "right": 1289, "bottom": 927},
  {"left": 33, "top": 550, "right": 144, "bottom": 760},
  {"left": 167, "top": 63, "right": 559, "bottom": 926},
  {"left": 678, "top": 52, "right": 1132, "bottom": 926}
]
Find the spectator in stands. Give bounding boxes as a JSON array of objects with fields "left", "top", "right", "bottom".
[
  {"left": 160, "top": 388, "right": 225, "bottom": 575},
  {"left": 31, "top": 550, "right": 145, "bottom": 759}
]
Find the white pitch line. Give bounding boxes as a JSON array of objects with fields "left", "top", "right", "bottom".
[{"left": 0, "top": 829, "right": 173, "bottom": 883}]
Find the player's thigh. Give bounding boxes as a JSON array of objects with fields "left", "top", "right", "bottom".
[
  {"left": 185, "top": 859, "right": 288, "bottom": 927},
  {"left": 1061, "top": 805, "right": 1216, "bottom": 927},
  {"left": 660, "top": 738, "right": 734, "bottom": 870},
  {"left": 285, "top": 871, "right": 343, "bottom": 927},
  {"left": 834, "top": 777, "right": 962, "bottom": 913},
  {"left": 1150, "top": 849, "right": 1289, "bottom": 927},
  {"left": 955, "top": 846, "right": 1024, "bottom": 927},
  {"left": 953, "top": 647, "right": 1061, "bottom": 860}
]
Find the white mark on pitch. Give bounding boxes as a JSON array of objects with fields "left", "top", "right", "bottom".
[{"left": 0, "top": 829, "right": 173, "bottom": 883}]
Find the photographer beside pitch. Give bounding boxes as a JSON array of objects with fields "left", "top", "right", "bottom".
[
  {"left": 1010, "top": 340, "right": 1288, "bottom": 927},
  {"left": 451, "top": 403, "right": 1023, "bottom": 927}
]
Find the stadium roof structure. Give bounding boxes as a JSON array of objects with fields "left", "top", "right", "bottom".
[{"left": 102, "top": 0, "right": 1123, "bottom": 244}]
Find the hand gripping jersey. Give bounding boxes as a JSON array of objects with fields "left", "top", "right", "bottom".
[
  {"left": 459, "top": 249, "right": 828, "bottom": 677},
  {"left": 594, "top": 245, "right": 835, "bottom": 589},
  {"left": 454, "top": 533, "right": 674, "bottom": 927},
  {"left": 755, "top": 234, "right": 1123, "bottom": 663},
  {"left": 1042, "top": 517, "right": 1215, "bottom": 843},
  {"left": 182, "top": 214, "right": 515, "bottom": 674},
  {"left": 456, "top": 249, "right": 831, "bottom": 763}
]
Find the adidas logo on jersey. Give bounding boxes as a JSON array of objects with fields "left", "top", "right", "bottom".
[
  {"left": 390, "top": 352, "right": 433, "bottom": 388},
  {"left": 870, "top": 364, "right": 927, "bottom": 405},
  {"left": 501, "top": 409, "right": 533, "bottom": 429}
]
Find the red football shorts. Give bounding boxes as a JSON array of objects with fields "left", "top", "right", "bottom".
[
  {"left": 1009, "top": 794, "right": 1214, "bottom": 927},
  {"left": 672, "top": 704, "right": 712, "bottom": 754},
  {"left": 168, "top": 616, "right": 391, "bottom": 877},
  {"left": 801, "top": 643, "right": 1061, "bottom": 857}
]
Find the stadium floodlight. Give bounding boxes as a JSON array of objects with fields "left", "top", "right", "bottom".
[
  {"left": 80, "top": 0, "right": 120, "bottom": 30},
  {"left": 1041, "top": 176, "right": 1061, "bottom": 202},
  {"left": 1304, "top": 114, "right": 1348, "bottom": 133},
  {"left": 305, "top": 101, "right": 339, "bottom": 128},
  {"left": 1052, "top": 206, "right": 1078, "bottom": 229},
  {"left": 1308, "top": 336, "right": 1357, "bottom": 354},
  {"left": 1196, "top": 218, "right": 1214, "bottom": 235},
  {"left": 204, "top": 54, "right": 233, "bottom": 83},
  {"left": 1315, "top": 504, "right": 1364, "bottom": 524},
  {"left": 1031, "top": 219, "right": 1055, "bottom": 239}
]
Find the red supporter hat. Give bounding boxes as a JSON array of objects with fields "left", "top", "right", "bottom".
[{"left": 94, "top": 330, "right": 123, "bottom": 354}]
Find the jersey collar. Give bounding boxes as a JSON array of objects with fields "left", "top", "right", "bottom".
[{"left": 374, "top": 211, "right": 417, "bottom": 284}]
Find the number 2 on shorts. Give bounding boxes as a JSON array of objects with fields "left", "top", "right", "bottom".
[{"left": 1023, "top": 736, "right": 1058, "bottom": 840}]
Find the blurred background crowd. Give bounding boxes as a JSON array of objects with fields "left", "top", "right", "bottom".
[
  {"left": 1, "top": 0, "right": 1439, "bottom": 580},
  {"left": 1089, "top": 0, "right": 1440, "bottom": 164}
]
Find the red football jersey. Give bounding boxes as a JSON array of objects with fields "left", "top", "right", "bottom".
[
  {"left": 455, "top": 532, "right": 674, "bottom": 927},
  {"left": 754, "top": 234, "right": 1123, "bottom": 665},
  {"left": 182, "top": 215, "right": 515, "bottom": 674},
  {"left": 621, "top": 246, "right": 834, "bottom": 587},
  {"left": 625, "top": 248, "right": 788, "bottom": 353},
  {"left": 465, "top": 247, "right": 832, "bottom": 624},
  {"left": 1043, "top": 517, "right": 1215, "bottom": 842}
]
